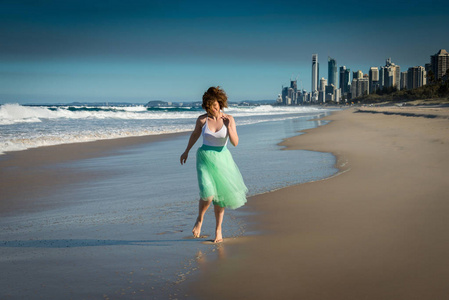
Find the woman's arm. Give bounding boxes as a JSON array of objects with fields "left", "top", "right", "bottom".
[
  {"left": 223, "top": 114, "right": 239, "bottom": 147},
  {"left": 180, "top": 116, "right": 204, "bottom": 165}
]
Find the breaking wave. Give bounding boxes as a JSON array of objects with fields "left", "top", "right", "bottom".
[{"left": 0, "top": 103, "right": 328, "bottom": 155}]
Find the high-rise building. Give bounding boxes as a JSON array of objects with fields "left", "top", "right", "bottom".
[
  {"left": 339, "top": 66, "right": 345, "bottom": 91},
  {"left": 407, "top": 66, "right": 427, "bottom": 89},
  {"left": 312, "top": 54, "right": 318, "bottom": 93},
  {"left": 383, "top": 58, "right": 401, "bottom": 89},
  {"left": 281, "top": 80, "right": 300, "bottom": 105},
  {"left": 339, "top": 66, "right": 351, "bottom": 96},
  {"left": 290, "top": 80, "right": 298, "bottom": 105},
  {"left": 369, "top": 67, "right": 379, "bottom": 93},
  {"left": 325, "top": 84, "right": 336, "bottom": 102},
  {"left": 335, "top": 88, "right": 341, "bottom": 103},
  {"left": 350, "top": 79, "right": 357, "bottom": 99},
  {"left": 430, "top": 49, "right": 449, "bottom": 81},
  {"left": 379, "top": 66, "right": 386, "bottom": 88},
  {"left": 287, "top": 88, "right": 294, "bottom": 105},
  {"left": 358, "top": 78, "right": 369, "bottom": 98},
  {"left": 281, "top": 86, "right": 289, "bottom": 105},
  {"left": 394, "top": 65, "right": 401, "bottom": 89},
  {"left": 351, "top": 78, "right": 369, "bottom": 98},
  {"left": 328, "top": 57, "right": 337, "bottom": 87},
  {"left": 318, "top": 90, "right": 325, "bottom": 103},
  {"left": 320, "top": 77, "right": 327, "bottom": 92},
  {"left": 296, "top": 90, "right": 303, "bottom": 105},
  {"left": 353, "top": 70, "right": 363, "bottom": 80},
  {"left": 400, "top": 72, "right": 408, "bottom": 90},
  {"left": 290, "top": 80, "right": 297, "bottom": 91},
  {"left": 369, "top": 67, "right": 379, "bottom": 81},
  {"left": 384, "top": 67, "right": 394, "bottom": 89},
  {"left": 299, "top": 90, "right": 310, "bottom": 104},
  {"left": 359, "top": 78, "right": 369, "bottom": 97}
]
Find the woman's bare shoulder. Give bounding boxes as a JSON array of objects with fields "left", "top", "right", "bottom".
[
  {"left": 223, "top": 113, "right": 235, "bottom": 120},
  {"left": 196, "top": 114, "right": 207, "bottom": 125}
]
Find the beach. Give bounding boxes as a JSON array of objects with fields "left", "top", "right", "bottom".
[
  {"left": 2, "top": 105, "right": 448, "bottom": 299},
  {"left": 0, "top": 107, "right": 337, "bottom": 299},
  {"left": 188, "top": 106, "right": 449, "bottom": 299}
]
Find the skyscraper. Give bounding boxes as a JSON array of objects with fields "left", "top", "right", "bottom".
[
  {"left": 290, "top": 80, "right": 298, "bottom": 93},
  {"left": 353, "top": 70, "right": 363, "bottom": 80},
  {"left": 384, "top": 67, "right": 395, "bottom": 88},
  {"left": 320, "top": 77, "right": 327, "bottom": 92},
  {"left": 369, "top": 67, "right": 379, "bottom": 93},
  {"left": 319, "top": 77, "right": 326, "bottom": 103},
  {"left": 328, "top": 57, "right": 337, "bottom": 87},
  {"left": 400, "top": 72, "right": 408, "bottom": 90},
  {"left": 339, "top": 66, "right": 351, "bottom": 96},
  {"left": 290, "top": 80, "right": 298, "bottom": 105},
  {"left": 312, "top": 54, "right": 318, "bottom": 93},
  {"left": 281, "top": 86, "right": 289, "bottom": 105},
  {"left": 394, "top": 65, "right": 401, "bottom": 89},
  {"left": 358, "top": 78, "right": 369, "bottom": 97},
  {"left": 325, "top": 84, "right": 336, "bottom": 102},
  {"left": 351, "top": 78, "right": 369, "bottom": 98},
  {"left": 379, "top": 66, "right": 386, "bottom": 88},
  {"left": 384, "top": 58, "right": 401, "bottom": 89},
  {"left": 407, "top": 66, "right": 427, "bottom": 89},
  {"left": 430, "top": 49, "right": 449, "bottom": 81}
]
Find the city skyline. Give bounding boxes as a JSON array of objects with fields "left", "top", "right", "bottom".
[
  {"left": 279, "top": 47, "right": 448, "bottom": 105},
  {"left": 1, "top": 0, "right": 448, "bottom": 104}
]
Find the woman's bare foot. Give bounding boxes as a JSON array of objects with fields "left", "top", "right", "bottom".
[
  {"left": 192, "top": 217, "right": 203, "bottom": 238},
  {"left": 214, "top": 229, "right": 223, "bottom": 243}
]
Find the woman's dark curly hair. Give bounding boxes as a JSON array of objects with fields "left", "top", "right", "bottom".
[{"left": 202, "top": 86, "right": 228, "bottom": 113}]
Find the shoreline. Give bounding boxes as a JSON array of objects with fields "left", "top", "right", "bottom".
[
  {"left": 187, "top": 107, "right": 449, "bottom": 299},
  {"left": 0, "top": 131, "right": 189, "bottom": 166},
  {"left": 0, "top": 131, "right": 188, "bottom": 215},
  {"left": 279, "top": 111, "right": 350, "bottom": 174}
]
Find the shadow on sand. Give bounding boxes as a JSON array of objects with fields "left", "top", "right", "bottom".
[{"left": 0, "top": 238, "right": 201, "bottom": 248}]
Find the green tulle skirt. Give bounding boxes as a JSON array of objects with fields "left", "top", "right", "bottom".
[{"left": 196, "top": 145, "right": 248, "bottom": 209}]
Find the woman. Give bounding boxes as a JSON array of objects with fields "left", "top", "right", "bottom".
[{"left": 180, "top": 86, "right": 248, "bottom": 243}]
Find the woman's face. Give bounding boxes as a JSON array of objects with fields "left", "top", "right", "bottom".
[{"left": 208, "top": 100, "right": 221, "bottom": 117}]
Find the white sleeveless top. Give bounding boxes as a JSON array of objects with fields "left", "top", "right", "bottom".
[{"left": 202, "top": 118, "right": 228, "bottom": 147}]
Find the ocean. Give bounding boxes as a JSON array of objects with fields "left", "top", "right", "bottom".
[
  {"left": 0, "top": 103, "right": 339, "bottom": 298},
  {"left": 2, "top": 103, "right": 327, "bottom": 155}
]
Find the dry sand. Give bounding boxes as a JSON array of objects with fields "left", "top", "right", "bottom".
[{"left": 188, "top": 107, "right": 449, "bottom": 299}]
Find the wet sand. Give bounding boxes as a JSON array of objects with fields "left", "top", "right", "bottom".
[
  {"left": 1, "top": 130, "right": 214, "bottom": 299},
  {"left": 188, "top": 107, "right": 449, "bottom": 299},
  {"left": 0, "top": 132, "right": 187, "bottom": 214}
]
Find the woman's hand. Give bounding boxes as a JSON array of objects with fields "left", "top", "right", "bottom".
[
  {"left": 221, "top": 113, "right": 231, "bottom": 127},
  {"left": 180, "top": 151, "right": 188, "bottom": 165},
  {"left": 180, "top": 115, "right": 204, "bottom": 165},
  {"left": 221, "top": 114, "right": 239, "bottom": 146}
]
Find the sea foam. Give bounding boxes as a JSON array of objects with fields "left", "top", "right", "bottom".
[{"left": 0, "top": 103, "right": 329, "bottom": 155}]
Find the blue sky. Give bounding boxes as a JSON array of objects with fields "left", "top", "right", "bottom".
[{"left": 1, "top": 0, "right": 448, "bottom": 104}]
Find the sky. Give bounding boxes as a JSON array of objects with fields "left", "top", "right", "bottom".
[{"left": 1, "top": 0, "right": 448, "bottom": 104}]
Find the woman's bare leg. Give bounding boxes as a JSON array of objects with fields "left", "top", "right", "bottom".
[
  {"left": 214, "top": 205, "right": 225, "bottom": 243},
  {"left": 192, "top": 198, "right": 212, "bottom": 238}
]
